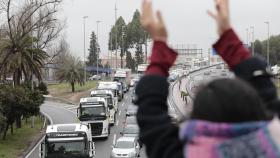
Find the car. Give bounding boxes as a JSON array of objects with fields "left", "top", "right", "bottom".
[
  {"left": 111, "top": 137, "right": 140, "bottom": 158},
  {"left": 89, "top": 75, "right": 101, "bottom": 80},
  {"left": 130, "top": 78, "right": 139, "bottom": 87},
  {"left": 126, "top": 105, "right": 138, "bottom": 117},
  {"left": 121, "top": 124, "right": 139, "bottom": 137},
  {"left": 124, "top": 116, "right": 137, "bottom": 127},
  {"left": 131, "top": 89, "right": 137, "bottom": 104},
  {"left": 204, "top": 71, "right": 210, "bottom": 75}
]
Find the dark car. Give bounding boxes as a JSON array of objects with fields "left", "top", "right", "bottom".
[{"left": 126, "top": 105, "right": 138, "bottom": 117}]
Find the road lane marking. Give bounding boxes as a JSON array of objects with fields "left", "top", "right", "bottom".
[
  {"left": 63, "top": 105, "right": 77, "bottom": 108},
  {"left": 113, "top": 134, "right": 117, "bottom": 145},
  {"left": 45, "top": 104, "right": 76, "bottom": 115},
  {"left": 116, "top": 120, "right": 119, "bottom": 126},
  {"left": 68, "top": 106, "right": 78, "bottom": 110},
  {"left": 119, "top": 111, "right": 121, "bottom": 116},
  {"left": 122, "top": 103, "right": 124, "bottom": 107},
  {"left": 41, "top": 110, "right": 54, "bottom": 125}
]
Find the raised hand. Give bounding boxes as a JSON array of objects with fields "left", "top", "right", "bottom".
[
  {"left": 141, "top": 0, "right": 168, "bottom": 43},
  {"left": 208, "top": 0, "right": 231, "bottom": 36}
]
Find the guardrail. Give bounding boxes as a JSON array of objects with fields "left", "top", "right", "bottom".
[{"left": 168, "top": 63, "right": 224, "bottom": 121}]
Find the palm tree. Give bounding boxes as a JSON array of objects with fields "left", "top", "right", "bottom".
[
  {"left": 56, "top": 55, "right": 85, "bottom": 92},
  {"left": 0, "top": 35, "right": 48, "bottom": 85}
]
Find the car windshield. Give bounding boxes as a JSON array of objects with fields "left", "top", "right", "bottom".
[
  {"left": 46, "top": 141, "right": 87, "bottom": 156},
  {"left": 115, "top": 140, "right": 134, "bottom": 148},
  {"left": 123, "top": 125, "right": 139, "bottom": 134},
  {"left": 81, "top": 105, "right": 105, "bottom": 117}
]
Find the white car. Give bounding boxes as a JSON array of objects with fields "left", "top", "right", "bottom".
[
  {"left": 89, "top": 75, "right": 101, "bottom": 80},
  {"left": 111, "top": 137, "right": 140, "bottom": 158}
]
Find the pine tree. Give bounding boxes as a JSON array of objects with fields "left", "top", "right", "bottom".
[
  {"left": 126, "top": 52, "right": 136, "bottom": 71},
  {"left": 87, "top": 32, "right": 100, "bottom": 67}
]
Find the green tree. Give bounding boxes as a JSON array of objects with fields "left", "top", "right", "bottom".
[
  {"left": 254, "top": 35, "right": 280, "bottom": 65},
  {"left": 109, "top": 17, "right": 128, "bottom": 68},
  {"left": 56, "top": 55, "right": 85, "bottom": 92},
  {"left": 135, "top": 44, "right": 144, "bottom": 66},
  {"left": 126, "top": 52, "right": 136, "bottom": 72},
  {"left": 87, "top": 31, "right": 100, "bottom": 67}
]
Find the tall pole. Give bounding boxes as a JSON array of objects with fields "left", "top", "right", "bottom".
[
  {"left": 96, "top": 21, "right": 101, "bottom": 75},
  {"left": 265, "top": 22, "right": 270, "bottom": 65},
  {"left": 83, "top": 16, "right": 88, "bottom": 82},
  {"left": 121, "top": 26, "right": 124, "bottom": 68},
  {"left": 110, "top": 25, "right": 113, "bottom": 69},
  {"left": 115, "top": 3, "right": 118, "bottom": 70},
  {"left": 250, "top": 26, "right": 255, "bottom": 56}
]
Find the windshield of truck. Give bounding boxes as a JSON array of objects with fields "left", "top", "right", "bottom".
[
  {"left": 46, "top": 141, "right": 87, "bottom": 157},
  {"left": 80, "top": 105, "right": 106, "bottom": 118},
  {"left": 115, "top": 140, "right": 134, "bottom": 149}
]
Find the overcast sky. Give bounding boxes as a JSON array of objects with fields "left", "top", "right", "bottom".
[{"left": 60, "top": 0, "right": 280, "bottom": 59}]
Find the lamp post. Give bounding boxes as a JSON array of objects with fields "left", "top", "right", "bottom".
[
  {"left": 250, "top": 26, "right": 255, "bottom": 56},
  {"left": 83, "top": 16, "right": 88, "bottom": 82},
  {"left": 96, "top": 20, "right": 102, "bottom": 75},
  {"left": 115, "top": 3, "right": 118, "bottom": 70},
  {"left": 265, "top": 22, "right": 270, "bottom": 65}
]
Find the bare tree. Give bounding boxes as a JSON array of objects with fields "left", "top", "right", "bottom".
[{"left": 0, "top": 0, "right": 63, "bottom": 72}]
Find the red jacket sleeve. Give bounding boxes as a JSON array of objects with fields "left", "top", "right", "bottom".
[
  {"left": 145, "top": 41, "right": 178, "bottom": 77},
  {"left": 213, "top": 29, "right": 251, "bottom": 69}
]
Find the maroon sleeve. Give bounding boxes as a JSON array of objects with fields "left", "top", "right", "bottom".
[
  {"left": 145, "top": 41, "right": 178, "bottom": 77},
  {"left": 213, "top": 29, "right": 251, "bottom": 69}
]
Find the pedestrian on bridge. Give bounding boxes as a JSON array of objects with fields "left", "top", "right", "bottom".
[{"left": 135, "top": 0, "right": 280, "bottom": 158}]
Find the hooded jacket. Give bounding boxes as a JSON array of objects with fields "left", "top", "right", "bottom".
[{"left": 136, "top": 29, "right": 280, "bottom": 158}]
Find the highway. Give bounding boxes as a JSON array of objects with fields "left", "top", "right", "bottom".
[
  {"left": 26, "top": 92, "right": 147, "bottom": 158},
  {"left": 26, "top": 66, "right": 230, "bottom": 158}
]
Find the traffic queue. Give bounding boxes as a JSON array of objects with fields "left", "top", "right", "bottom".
[{"left": 40, "top": 69, "right": 142, "bottom": 158}]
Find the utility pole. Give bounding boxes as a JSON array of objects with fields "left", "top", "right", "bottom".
[
  {"left": 250, "top": 26, "right": 255, "bottom": 56},
  {"left": 96, "top": 20, "right": 102, "bottom": 75},
  {"left": 115, "top": 3, "right": 118, "bottom": 70},
  {"left": 83, "top": 16, "right": 88, "bottom": 82},
  {"left": 265, "top": 22, "right": 270, "bottom": 65},
  {"left": 121, "top": 26, "right": 125, "bottom": 68}
]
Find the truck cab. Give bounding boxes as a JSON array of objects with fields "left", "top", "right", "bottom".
[
  {"left": 90, "top": 90, "right": 117, "bottom": 125},
  {"left": 78, "top": 97, "right": 110, "bottom": 139},
  {"left": 98, "top": 82, "right": 122, "bottom": 101},
  {"left": 40, "top": 124, "right": 95, "bottom": 158}
]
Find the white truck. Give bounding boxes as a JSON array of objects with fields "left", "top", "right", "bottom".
[
  {"left": 114, "top": 69, "right": 131, "bottom": 92},
  {"left": 98, "top": 81, "right": 123, "bottom": 101},
  {"left": 40, "top": 123, "right": 95, "bottom": 158},
  {"left": 78, "top": 97, "right": 110, "bottom": 139},
  {"left": 90, "top": 90, "right": 117, "bottom": 125},
  {"left": 137, "top": 64, "right": 149, "bottom": 75}
]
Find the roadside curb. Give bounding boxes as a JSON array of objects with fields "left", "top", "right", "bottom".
[{"left": 44, "top": 96, "right": 76, "bottom": 105}]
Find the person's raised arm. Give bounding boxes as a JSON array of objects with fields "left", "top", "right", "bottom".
[
  {"left": 208, "top": 0, "right": 280, "bottom": 115},
  {"left": 135, "top": 1, "right": 183, "bottom": 158}
]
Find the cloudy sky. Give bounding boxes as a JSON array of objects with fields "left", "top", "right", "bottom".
[{"left": 60, "top": 0, "right": 280, "bottom": 59}]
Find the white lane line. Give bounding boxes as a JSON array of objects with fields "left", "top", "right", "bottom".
[
  {"left": 116, "top": 120, "right": 119, "bottom": 126},
  {"left": 113, "top": 134, "right": 117, "bottom": 145},
  {"left": 68, "top": 106, "right": 78, "bottom": 110},
  {"left": 41, "top": 110, "right": 54, "bottom": 125},
  {"left": 63, "top": 105, "right": 77, "bottom": 108},
  {"left": 119, "top": 111, "right": 121, "bottom": 116},
  {"left": 122, "top": 103, "right": 124, "bottom": 107},
  {"left": 45, "top": 104, "right": 76, "bottom": 115}
]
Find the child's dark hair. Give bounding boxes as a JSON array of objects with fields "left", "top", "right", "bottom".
[{"left": 191, "top": 78, "right": 268, "bottom": 123}]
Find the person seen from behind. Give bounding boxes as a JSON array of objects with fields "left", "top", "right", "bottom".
[{"left": 135, "top": 0, "right": 280, "bottom": 158}]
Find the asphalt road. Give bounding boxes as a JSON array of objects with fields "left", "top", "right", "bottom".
[{"left": 25, "top": 91, "right": 147, "bottom": 158}]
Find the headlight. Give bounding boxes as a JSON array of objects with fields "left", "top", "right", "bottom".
[
  {"left": 128, "top": 152, "right": 136, "bottom": 157},
  {"left": 111, "top": 152, "right": 117, "bottom": 157}
]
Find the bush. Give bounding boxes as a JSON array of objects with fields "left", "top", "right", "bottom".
[{"left": 36, "top": 82, "right": 49, "bottom": 95}]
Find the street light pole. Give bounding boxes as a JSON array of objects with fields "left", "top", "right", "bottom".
[
  {"left": 265, "top": 22, "right": 270, "bottom": 65},
  {"left": 83, "top": 16, "right": 88, "bottom": 82},
  {"left": 96, "top": 20, "right": 102, "bottom": 75},
  {"left": 250, "top": 26, "right": 255, "bottom": 56},
  {"left": 115, "top": 3, "right": 118, "bottom": 70},
  {"left": 246, "top": 28, "right": 249, "bottom": 46}
]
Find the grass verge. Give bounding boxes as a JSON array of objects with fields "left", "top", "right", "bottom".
[
  {"left": 0, "top": 117, "right": 43, "bottom": 158},
  {"left": 48, "top": 81, "right": 97, "bottom": 94}
]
